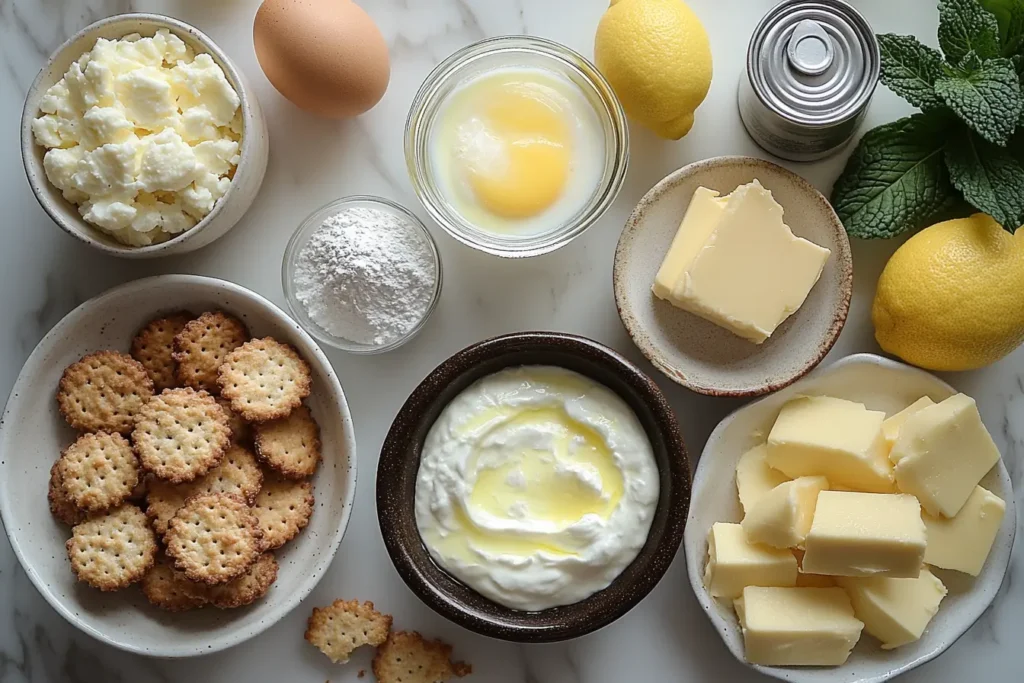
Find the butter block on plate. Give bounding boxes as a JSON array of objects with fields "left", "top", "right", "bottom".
[
  {"left": 881, "top": 397, "right": 934, "bottom": 451},
  {"left": 734, "top": 586, "right": 864, "bottom": 666},
  {"left": 890, "top": 394, "right": 1001, "bottom": 517},
  {"left": 651, "top": 180, "right": 831, "bottom": 344},
  {"left": 802, "top": 491, "right": 926, "bottom": 578},
  {"left": 767, "top": 396, "right": 894, "bottom": 493},
  {"left": 924, "top": 485, "right": 1006, "bottom": 576},
  {"left": 836, "top": 568, "right": 947, "bottom": 649},
  {"left": 735, "top": 444, "right": 789, "bottom": 516},
  {"left": 741, "top": 476, "right": 828, "bottom": 549},
  {"left": 703, "top": 522, "right": 797, "bottom": 599}
]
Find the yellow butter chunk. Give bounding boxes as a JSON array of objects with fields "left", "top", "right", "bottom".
[
  {"left": 890, "top": 393, "right": 1001, "bottom": 517},
  {"left": 836, "top": 568, "right": 947, "bottom": 650},
  {"left": 924, "top": 485, "right": 1006, "bottom": 576},
  {"left": 735, "top": 444, "right": 789, "bottom": 516},
  {"left": 767, "top": 396, "right": 894, "bottom": 493},
  {"left": 652, "top": 180, "right": 831, "bottom": 344},
  {"left": 734, "top": 586, "right": 863, "bottom": 666},
  {"left": 881, "top": 397, "right": 934, "bottom": 453},
  {"left": 703, "top": 522, "right": 797, "bottom": 599},
  {"left": 741, "top": 476, "right": 828, "bottom": 549},
  {"left": 802, "top": 491, "right": 926, "bottom": 578}
]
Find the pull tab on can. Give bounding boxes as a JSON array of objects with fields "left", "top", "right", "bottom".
[{"left": 787, "top": 19, "right": 834, "bottom": 76}]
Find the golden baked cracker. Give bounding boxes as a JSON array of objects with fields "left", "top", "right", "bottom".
[
  {"left": 57, "top": 351, "right": 154, "bottom": 433},
  {"left": 253, "top": 475, "right": 313, "bottom": 549},
  {"left": 217, "top": 338, "right": 312, "bottom": 422},
  {"left": 131, "top": 312, "right": 193, "bottom": 391},
  {"left": 165, "top": 492, "right": 264, "bottom": 585},
  {"left": 207, "top": 552, "right": 278, "bottom": 608},
  {"left": 305, "top": 599, "right": 392, "bottom": 664},
  {"left": 372, "top": 631, "right": 472, "bottom": 683},
  {"left": 141, "top": 560, "right": 209, "bottom": 611},
  {"left": 57, "top": 431, "right": 140, "bottom": 513},
  {"left": 66, "top": 504, "right": 157, "bottom": 591},
  {"left": 49, "top": 461, "right": 86, "bottom": 526},
  {"left": 217, "top": 396, "right": 251, "bottom": 445},
  {"left": 253, "top": 404, "right": 321, "bottom": 479},
  {"left": 172, "top": 311, "right": 248, "bottom": 393},
  {"left": 132, "top": 387, "right": 231, "bottom": 483}
]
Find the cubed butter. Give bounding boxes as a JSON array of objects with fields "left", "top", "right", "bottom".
[
  {"left": 802, "top": 491, "right": 926, "bottom": 578},
  {"left": 890, "top": 394, "right": 1001, "bottom": 517},
  {"left": 703, "top": 522, "right": 797, "bottom": 599},
  {"left": 652, "top": 180, "right": 831, "bottom": 344},
  {"left": 836, "top": 568, "right": 947, "bottom": 650},
  {"left": 793, "top": 548, "right": 836, "bottom": 587},
  {"left": 741, "top": 476, "right": 828, "bottom": 549},
  {"left": 882, "top": 397, "right": 934, "bottom": 454},
  {"left": 734, "top": 586, "right": 863, "bottom": 666},
  {"left": 924, "top": 485, "right": 1006, "bottom": 576},
  {"left": 767, "top": 396, "right": 894, "bottom": 493},
  {"left": 735, "top": 444, "right": 789, "bottom": 515}
]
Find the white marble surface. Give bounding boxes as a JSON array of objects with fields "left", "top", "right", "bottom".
[{"left": 0, "top": 0, "right": 1021, "bottom": 681}]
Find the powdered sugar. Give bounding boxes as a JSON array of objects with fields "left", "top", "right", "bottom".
[{"left": 292, "top": 205, "right": 438, "bottom": 347}]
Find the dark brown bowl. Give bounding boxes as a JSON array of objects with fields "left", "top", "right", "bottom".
[{"left": 377, "top": 332, "right": 690, "bottom": 642}]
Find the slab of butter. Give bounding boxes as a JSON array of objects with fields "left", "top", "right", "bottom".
[
  {"left": 881, "top": 396, "right": 934, "bottom": 452},
  {"left": 734, "top": 586, "right": 863, "bottom": 666},
  {"left": 652, "top": 180, "right": 831, "bottom": 344},
  {"left": 741, "top": 476, "right": 828, "bottom": 549},
  {"left": 836, "top": 568, "right": 946, "bottom": 650},
  {"left": 767, "top": 396, "right": 894, "bottom": 493},
  {"left": 924, "top": 485, "right": 1006, "bottom": 576},
  {"left": 703, "top": 522, "right": 797, "bottom": 599},
  {"left": 890, "top": 393, "right": 1001, "bottom": 518},
  {"left": 735, "top": 444, "right": 789, "bottom": 516},
  {"left": 802, "top": 491, "right": 926, "bottom": 578}
]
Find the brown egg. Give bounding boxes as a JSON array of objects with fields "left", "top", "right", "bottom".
[{"left": 253, "top": 0, "right": 391, "bottom": 119}]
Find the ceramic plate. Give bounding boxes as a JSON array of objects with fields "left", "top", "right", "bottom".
[
  {"left": 613, "top": 156, "right": 852, "bottom": 397},
  {"left": 683, "top": 353, "right": 1016, "bottom": 683},
  {"left": 0, "top": 275, "right": 357, "bottom": 657}
]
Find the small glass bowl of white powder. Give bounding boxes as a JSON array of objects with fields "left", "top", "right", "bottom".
[{"left": 282, "top": 196, "right": 442, "bottom": 353}]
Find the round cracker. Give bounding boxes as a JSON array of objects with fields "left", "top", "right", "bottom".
[
  {"left": 131, "top": 311, "right": 193, "bottom": 391},
  {"left": 217, "top": 338, "right": 312, "bottom": 422},
  {"left": 207, "top": 552, "right": 278, "bottom": 608},
  {"left": 253, "top": 404, "right": 321, "bottom": 479},
  {"left": 141, "top": 561, "right": 209, "bottom": 612},
  {"left": 57, "top": 431, "right": 140, "bottom": 513},
  {"left": 172, "top": 311, "right": 248, "bottom": 393},
  {"left": 49, "top": 461, "right": 86, "bottom": 526},
  {"left": 165, "top": 492, "right": 264, "bottom": 585},
  {"left": 57, "top": 351, "right": 154, "bottom": 433},
  {"left": 371, "top": 631, "right": 472, "bottom": 683},
  {"left": 217, "top": 397, "right": 251, "bottom": 445},
  {"left": 253, "top": 475, "right": 313, "bottom": 550},
  {"left": 132, "top": 387, "right": 231, "bottom": 483},
  {"left": 305, "top": 599, "right": 392, "bottom": 664},
  {"left": 66, "top": 504, "right": 157, "bottom": 591}
]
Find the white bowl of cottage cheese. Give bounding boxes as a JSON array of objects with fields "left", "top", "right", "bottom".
[{"left": 21, "top": 13, "right": 269, "bottom": 258}]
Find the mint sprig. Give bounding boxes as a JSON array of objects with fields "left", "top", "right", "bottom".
[{"left": 832, "top": 0, "right": 1024, "bottom": 237}]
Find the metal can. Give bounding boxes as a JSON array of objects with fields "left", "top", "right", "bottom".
[{"left": 739, "top": 0, "right": 880, "bottom": 162}]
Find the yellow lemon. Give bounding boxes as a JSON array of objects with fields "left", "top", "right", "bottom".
[
  {"left": 594, "top": 0, "right": 712, "bottom": 139},
  {"left": 873, "top": 214, "right": 1024, "bottom": 371}
]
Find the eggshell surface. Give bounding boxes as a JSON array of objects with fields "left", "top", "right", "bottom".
[{"left": 253, "top": 0, "right": 391, "bottom": 118}]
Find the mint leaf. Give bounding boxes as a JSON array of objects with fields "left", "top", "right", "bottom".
[
  {"left": 979, "top": 0, "right": 1024, "bottom": 55},
  {"left": 831, "top": 113, "right": 959, "bottom": 239},
  {"left": 939, "top": 0, "right": 1002, "bottom": 62},
  {"left": 955, "top": 50, "right": 985, "bottom": 73},
  {"left": 934, "top": 57, "right": 1022, "bottom": 144},
  {"left": 945, "top": 126, "right": 1024, "bottom": 228},
  {"left": 878, "top": 34, "right": 946, "bottom": 109}
]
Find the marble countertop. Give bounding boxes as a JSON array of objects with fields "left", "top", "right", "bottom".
[{"left": 1, "top": 0, "right": 1021, "bottom": 681}]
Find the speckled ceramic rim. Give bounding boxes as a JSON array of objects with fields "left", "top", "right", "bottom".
[
  {"left": 376, "top": 331, "right": 690, "bottom": 642},
  {"left": 280, "top": 195, "right": 444, "bottom": 354},
  {"left": 20, "top": 13, "right": 262, "bottom": 258},
  {"left": 0, "top": 274, "right": 358, "bottom": 657},
  {"left": 613, "top": 155, "right": 853, "bottom": 397}
]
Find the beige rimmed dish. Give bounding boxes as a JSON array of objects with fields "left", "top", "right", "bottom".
[{"left": 613, "top": 156, "right": 852, "bottom": 397}]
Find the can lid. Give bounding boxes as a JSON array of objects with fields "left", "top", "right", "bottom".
[{"left": 747, "top": 0, "right": 880, "bottom": 126}]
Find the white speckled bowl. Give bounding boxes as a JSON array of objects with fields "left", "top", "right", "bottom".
[
  {"left": 613, "top": 156, "right": 852, "bottom": 397},
  {"left": 21, "top": 14, "right": 269, "bottom": 259},
  {"left": 0, "top": 275, "right": 357, "bottom": 657},
  {"left": 684, "top": 353, "right": 1016, "bottom": 683}
]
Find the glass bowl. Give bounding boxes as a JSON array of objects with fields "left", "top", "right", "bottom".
[
  {"left": 405, "top": 36, "right": 629, "bottom": 259},
  {"left": 281, "top": 196, "right": 443, "bottom": 354}
]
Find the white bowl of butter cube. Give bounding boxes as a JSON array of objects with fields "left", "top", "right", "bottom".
[{"left": 684, "top": 353, "right": 1015, "bottom": 683}]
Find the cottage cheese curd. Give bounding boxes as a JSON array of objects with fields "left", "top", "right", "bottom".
[
  {"left": 32, "top": 30, "right": 242, "bottom": 246},
  {"left": 414, "top": 366, "right": 659, "bottom": 611}
]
